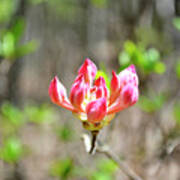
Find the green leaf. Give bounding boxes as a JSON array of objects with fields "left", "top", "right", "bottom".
[
  {"left": 56, "top": 125, "right": 74, "bottom": 142},
  {"left": 11, "top": 18, "right": 25, "bottom": 43},
  {"left": 173, "top": 103, "right": 180, "bottom": 125},
  {"left": 91, "top": 0, "right": 108, "bottom": 8},
  {"left": 118, "top": 51, "right": 131, "bottom": 66},
  {"left": 175, "top": 61, "right": 180, "bottom": 79},
  {"left": 15, "top": 40, "right": 38, "bottom": 58},
  {"left": 0, "top": 137, "right": 24, "bottom": 163},
  {"left": 97, "top": 159, "right": 118, "bottom": 174},
  {"left": 2, "top": 32, "right": 15, "bottom": 58},
  {"left": 28, "top": 0, "right": 46, "bottom": 5},
  {"left": 173, "top": 17, "right": 180, "bottom": 31},
  {"left": 154, "top": 62, "right": 166, "bottom": 74},
  {"left": 146, "top": 48, "right": 160, "bottom": 63},
  {"left": 91, "top": 172, "right": 112, "bottom": 180},
  {"left": 0, "top": 0, "right": 15, "bottom": 23},
  {"left": 1, "top": 102, "right": 24, "bottom": 127},
  {"left": 124, "top": 41, "right": 136, "bottom": 56},
  {"left": 139, "top": 94, "right": 166, "bottom": 113},
  {"left": 25, "top": 104, "right": 53, "bottom": 124},
  {"left": 50, "top": 158, "right": 74, "bottom": 179}
]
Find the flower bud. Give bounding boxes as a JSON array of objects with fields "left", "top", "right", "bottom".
[
  {"left": 49, "top": 76, "right": 75, "bottom": 111},
  {"left": 78, "top": 58, "right": 97, "bottom": 85},
  {"left": 70, "top": 74, "right": 87, "bottom": 111},
  {"left": 86, "top": 97, "right": 107, "bottom": 124},
  {"left": 94, "top": 77, "right": 109, "bottom": 99},
  {"left": 49, "top": 76, "right": 67, "bottom": 104}
]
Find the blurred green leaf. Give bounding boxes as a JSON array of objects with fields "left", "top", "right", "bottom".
[
  {"left": 91, "top": 0, "right": 108, "bottom": 8},
  {"left": 118, "top": 51, "right": 130, "bottom": 66},
  {"left": 175, "top": 60, "right": 180, "bottom": 79},
  {"left": 173, "top": 17, "right": 180, "bottom": 31},
  {"left": 2, "top": 32, "right": 15, "bottom": 58},
  {"left": 147, "top": 48, "right": 160, "bottom": 62},
  {"left": 124, "top": 41, "right": 137, "bottom": 56},
  {"left": 154, "top": 62, "right": 166, "bottom": 74},
  {"left": 119, "top": 40, "right": 164, "bottom": 75},
  {"left": 0, "top": 137, "right": 24, "bottom": 163},
  {"left": 90, "top": 159, "right": 117, "bottom": 180},
  {"left": 173, "top": 103, "right": 180, "bottom": 125},
  {"left": 11, "top": 18, "right": 25, "bottom": 43},
  {"left": 90, "top": 172, "right": 112, "bottom": 180},
  {"left": 56, "top": 124, "right": 74, "bottom": 142},
  {"left": 50, "top": 158, "right": 74, "bottom": 179},
  {"left": 0, "top": 0, "right": 15, "bottom": 23},
  {"left": 29, "top": 0, "right": 47, "bottom": 5},
  {"left": 97, "top": 159, "right": 118, "bottom": 174},
  {"left": 1, "top": 102, "right": 24, "bottom": 127},
  {"left": 25, "top": 104, "right": 54, "bottom": 124},
  {"left": 139, "top": 94, "right": 166, "bottom": 113},
  {"left": 15, "top": 40, "right": 38, "bottom": 58}
]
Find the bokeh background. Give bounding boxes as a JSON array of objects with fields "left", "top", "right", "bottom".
[{"left": 0, "top": 0, "right": 180, "bottom": 179}]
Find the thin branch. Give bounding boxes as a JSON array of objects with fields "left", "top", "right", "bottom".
[
  {"left": 96, "top": 145, "right": 143, "bottom": 180},
  {"left": 81, "top": 133, "right": 144, "bottom": 180},
  {"left": 89, "top": 131, "right": 99, "bottom": 154}
]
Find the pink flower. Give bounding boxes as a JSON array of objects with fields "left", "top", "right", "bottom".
[{"left": 49, "top": 58, "right": 139, "bottom": 131}]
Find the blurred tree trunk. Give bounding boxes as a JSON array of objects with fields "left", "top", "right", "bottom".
[{"left": 7, "top": 0, "right": 27, "bottom": 105}]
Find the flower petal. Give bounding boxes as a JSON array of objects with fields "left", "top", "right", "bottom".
[
  {"left": 94, "top": 76, "right": 109, "bottom": 99},
  {"left": 122, "top": 84, "right": 138, "bottom": 105},
  {"left": 127, "top": 64, "right": 136, "bottom": 74},
  {"left": 70, "top": 74, "right": 87, "bottom": 112},
  {"left": 108, "top": 84, "right": 139, "bottom": 114},
  {"left": 109, "top": 64, "right": 138, "bottom": 105},
  {"left": 49, "top": 76, "right": 75, "bottom": 111},
  {"left": 86, "top": 97, "right": 107, "bottom": 124},
  {"left": 109, "top": 71, "right": 120, "bottom": 104},
  {"left": 78, "top": 58, "right": 97, "bottom": 85},
  {"left": 118, "top": 64, "right": 138, "bottom": 87}
]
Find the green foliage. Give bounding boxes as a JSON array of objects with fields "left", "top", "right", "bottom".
[
  {"left": 96, "top": 159, "right": 118, "bottom": 174},
  {"left": 0, "top": 32, "right": 15, "bottom": 57},
  {"left": 135, "top": 27, "right": 172, "bottom": 54},
  {"left": 173, "top": 17, "right": 180, "bottom": 31},
  {"left": 56, "top": 124, "right": 74, "bottom": 142},
  {"left": 138, "top": 93, "right": 166, "bottom": 113},
  {"left": 91, "top": 0, "right": 108, "bottom": 8},
  {"left": 91, "top": 172, "right": 112, "bottom": 180},
  {"left": 0, "top": 0, "right": 15, "bottom": 23},
  {"left": 11, "top": 18, "right": 25, "bottom": 42},
  {"left": 118, "top": 40, "right": 165, "bottom": 74},
  {"left": 1, "top": 102, "right": 25, "bottom": 132},
  {"left": 0, "top": 102, "right": 55, "bottom": 136},
  {"left": 29, "top": 0, "right": 47, "bottom": 5},
  {"left": 175, "top": 60, "right": 180, "bottom": 79},
  {"left": 24, "top": 104, "right": 54, "bottom": 124},
  {"left": 90, "top": 159, "right": 118, "bottom": 180},
  {"left": 0, "top": 137, "right": 24, "bottom": 163},
  {"left": 95, "top": 70, "right": 110, "bottom": 89},
  {"left": 173, "top": 103, "right": 180, "bottom": 125},
  {"left": 50, "top": 158, "right": 74, "bottom": 179},
  {"left": 0, "top": 19, "right": 37, "bottom": 60}
]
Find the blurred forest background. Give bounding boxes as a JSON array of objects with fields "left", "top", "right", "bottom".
[{"left": 0, "top": 0, "right": 180, "bottom": 180}]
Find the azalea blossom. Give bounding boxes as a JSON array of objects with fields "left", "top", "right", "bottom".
[{"left": 49, "top": 58, "right": 139, "bottom": 131}]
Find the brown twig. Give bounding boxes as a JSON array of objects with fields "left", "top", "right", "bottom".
[
  {"left": 89, "top": 131, "right": 99, "bottom": 154},
  {"left": 81, "top": 133, "right": 143, "bottom": 180},
  {"left": 96, "top": 145, "right": 143, "bottom": 180}
]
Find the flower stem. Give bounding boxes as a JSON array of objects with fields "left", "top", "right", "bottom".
[{"left": 89, "top": 130, "right": 99, "bottom": 154}]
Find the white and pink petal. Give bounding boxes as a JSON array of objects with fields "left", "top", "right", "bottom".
[{"left": 86, "top": 97, "right": 107, "bottom": 124}]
